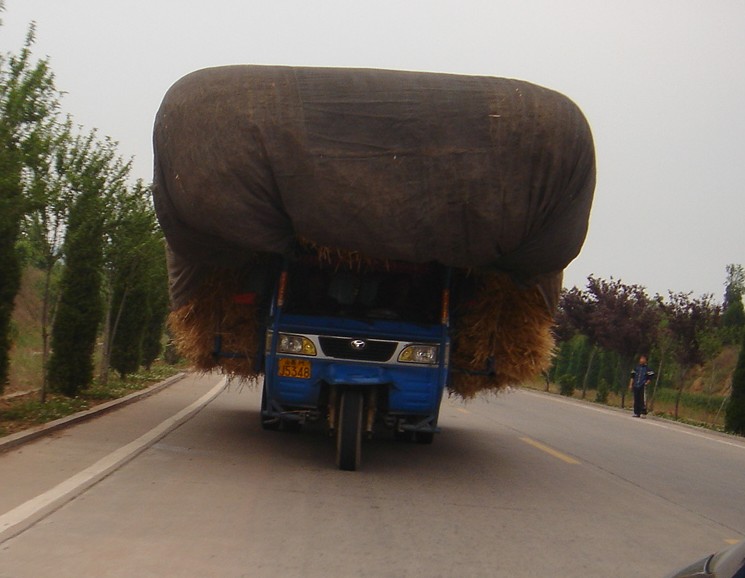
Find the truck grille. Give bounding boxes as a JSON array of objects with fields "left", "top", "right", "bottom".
[{"left": 318, "top": 337, "right": 397, "bottom": 362}]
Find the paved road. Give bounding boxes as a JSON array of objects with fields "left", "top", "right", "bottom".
[{"left": 1, "top": 373, "right": 743, "bottom": 577}]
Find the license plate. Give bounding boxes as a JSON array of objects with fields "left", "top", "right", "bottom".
[{"left": 277, "top": 358, "right": 311, "bottom": 379}]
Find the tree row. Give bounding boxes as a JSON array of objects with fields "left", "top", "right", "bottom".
[
  {"left": 552, "top": 270, "right": 745, "bottom": 433},
  {"left": 0, "top": 18, "right": 169, "bottom": 399}
]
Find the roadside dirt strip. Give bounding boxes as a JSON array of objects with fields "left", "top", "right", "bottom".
[{"left": 0, "top": 373, "right": 227, "bottom": 544}]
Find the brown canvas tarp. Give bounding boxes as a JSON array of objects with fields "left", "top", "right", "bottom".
[
  {"left": 153, "top": 65, "right": 594, "bottom": 309},
  {"left": 152, "top": 65, "right": 595, "bottom": 394}
]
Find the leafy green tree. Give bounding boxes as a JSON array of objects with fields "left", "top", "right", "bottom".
[
  {"left": 100, "top": 182, "right": 148, "bottom": 380},
  {"left": 647, "top": 317, "right": 674, "bottom": 412},
  {"left": 722, "top": 264, "right": 745, "bottom": 345},
  {"left": 22, "top": 118, "right": 73, "bottom": 400},
  {"left": 722, "top": 302, "right": 745, "bottom": 344},
  {"left": 555, "top": 280, "right": 658, "bottom": 404},
  {"left": 140, "top": 242, "right": 169, "bottom": 370},
  {"left": 109, "top": 237, "right": 168, "bottom": 378},
  {"left": 658, "top": 292, "right": 721, "bottom": 419},
  {"left": 595, "top": 349, "right": 618, "bottom": 389},
  {"left": 110, "top": 276, "right": 149, "bottom": 378},
  {"left": 109, "top": 240, "right": 169, "bottom": 376},
  {"left": 47, "top": 183, "right": 105, "bottom": 395},
  {"left": 551, "top": 334, "right": 588, "bottom": 391},
  {"left": 549, "top": 339, "right": 572, "bottom": 384},
  {"left": 104, "top": 182, "right": 168, "bottom": 379},
  {"left": 724, "top": 331, "right": 745, "bottom": 435},
  {"left": 567, "top": 334, "right": 591, "bottom": 389},
  {"left": 549, "top": 291, "right": 576, "bottom": 383},
  {"left": 560, "top": 285, "right": 600, "bottom": 398},
  {"left": 584, "top": 344, "right": 602, "bottom": 390},
  {"left": 584, "top": 276, "right": 660, "bottom": 408},
  {"left": 723, "top": 264, "right": 745, "bottom": 307},
  {"left": 108, "top": 235, "right": 163, "bottom": 378},
  {"left": 0, "top": 17, "right": 60, "bottom": 390},
  {"left": 47, "top": 131, "right": 130, "bottom": 396}
]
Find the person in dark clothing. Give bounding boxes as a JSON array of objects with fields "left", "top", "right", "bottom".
[{"left": 629, "top": 355, "right": 655, "bottom": 417}]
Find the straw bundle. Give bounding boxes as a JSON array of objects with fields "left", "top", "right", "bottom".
[
  {"left": 168, "top": 267, "right": 262, "bottom": 379},
  {"left": 449, "top": 271, "right": 555, "bottom": 398},
  {"left": 167, "top": 253, "right": 555, "bottom": 397},
  {"left": 300, "top": 239, "right": 390, "bottom": 273}
]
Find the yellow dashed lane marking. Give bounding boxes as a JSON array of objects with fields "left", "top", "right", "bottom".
[
  {"left": 520, "top": 437, "right": 580, "bottom": 465},
  {"left": 456, "top": 408, "right": 470, "bottom": 414}
]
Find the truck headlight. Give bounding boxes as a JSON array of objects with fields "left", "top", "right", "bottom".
[
  {"left": 398, "top": 344, "right": 438, "bottom": 365},
  {"left": 277, "top": 333, "right": 317, "bottom": 356},
  {"left": 266, "top": 331, "right": 317, "bottom": 356}
]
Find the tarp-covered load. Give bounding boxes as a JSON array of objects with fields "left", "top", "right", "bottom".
[{"left": 153, "top": 65, "right": 595, "bottom": 396}]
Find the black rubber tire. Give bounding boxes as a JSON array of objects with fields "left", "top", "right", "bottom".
[
  {"left": 337, "top": 390, "right": 363, "bottom": 471},
  {"left": 261, "top": 384, "right": 280, "bottom": 431}
]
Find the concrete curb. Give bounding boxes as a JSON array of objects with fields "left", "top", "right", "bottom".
[
  {"left": 0, "top": 372, "right": 187, "bottom": 454},
  {"left": 0, "top": 376, "right": 227, "bottom": 545}
]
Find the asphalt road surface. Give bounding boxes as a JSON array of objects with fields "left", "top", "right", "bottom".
[{"left": 1, "top": 372, "right": 743, "bottom": 577}]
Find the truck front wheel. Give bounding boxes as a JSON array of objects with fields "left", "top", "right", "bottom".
[{"left": 337, "top": 390, "right": 363, "bottom": 471}]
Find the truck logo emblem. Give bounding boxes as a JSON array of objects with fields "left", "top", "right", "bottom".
[{"left": 350, "top": 339, "right": 367, "bottom": 350}]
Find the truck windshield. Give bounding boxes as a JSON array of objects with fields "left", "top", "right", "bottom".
[{"left": 283, "top": 259, "right": 442, "bottom": 324}]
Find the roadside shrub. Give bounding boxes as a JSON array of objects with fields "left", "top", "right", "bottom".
[
  {"left": 163, "top": 337, "right": 181, "bottom": 365},
  {"left": 558, "top": 374, "right": 576, "bottom": 397},
  {"left": 595, "top": 378, "right": 609, "bottom": 403}
]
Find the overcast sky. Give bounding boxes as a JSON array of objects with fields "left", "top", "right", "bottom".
[{"left": 1, "top": 0, "right": 743, "bottom": 301}]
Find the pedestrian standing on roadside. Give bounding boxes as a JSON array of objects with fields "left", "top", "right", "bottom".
[{"left": 629, "top": 355, "right": 655, "bottom": 417}]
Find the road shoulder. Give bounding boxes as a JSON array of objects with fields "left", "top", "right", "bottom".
[{"left": 0, "top": 372, "right": 227, "bottom": 544}]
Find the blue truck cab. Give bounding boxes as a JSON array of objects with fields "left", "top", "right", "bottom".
[{"left": 261, "top": 257, "right": 451, "bottom": 470}]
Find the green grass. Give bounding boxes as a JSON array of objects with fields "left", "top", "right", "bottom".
[
  {"left": 0, "top": 395, "right": 89, "bottom": 424},
  {"left": 0, "top": 363, "right": 184, "bottom": 437},
  {"left": 523, "top": 380, "right": 732, "bottom": 433},
  {"left": 650, "top": 387, "right": 727, "bottom": 412},
  {"left": 84, "top": 365, "right": 182, "bottom": 400}
]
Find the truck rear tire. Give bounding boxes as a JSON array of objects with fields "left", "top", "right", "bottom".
[{"left": 337, "top": 390, "right": 363, "bottom": 471}]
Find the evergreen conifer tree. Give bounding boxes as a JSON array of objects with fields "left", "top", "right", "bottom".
[
  {"left": 0, "top": 21, "right": 60, "bottom": 390},
  {"left": 106, "top": 186, "right": 168, "bottom": 378},
  {"left": 110, "top": 279, "right": 148, "bottom": 378},
  {"left": 725, "top": 332, "right": 745, "bottom": 435},
  {"left": 722, "top": 298, "right": 745, "bottom": 345},
  {"left": 722, "top": 264, "right": 745, "bottom": 344},
  {"left": 140, "top": 249, "right": 169, "bottom": 370},
  {"left": 47, "top": 130, "right": 128, "bottom": 395},
  {"left": 47, "top": 188, "right": 104, "bottom": 395}
]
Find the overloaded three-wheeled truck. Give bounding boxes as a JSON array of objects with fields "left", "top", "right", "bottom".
[
  {"left": 261, "top": 257, "right": 452, "bottom": 470},
  {"left": 152, "top": 65, "right": 596, "bottom": 471}
]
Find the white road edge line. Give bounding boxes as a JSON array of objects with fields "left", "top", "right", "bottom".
[
  {"left": 519, "top": 388, "right": 745, "bottom": 451},
  {"left": 0, "top": 376, "right": 228, "bottom": 545}
]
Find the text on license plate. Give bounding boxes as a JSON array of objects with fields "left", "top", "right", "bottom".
[{"left": 277, "top": 358, "right": 311, "bottom": 379}]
